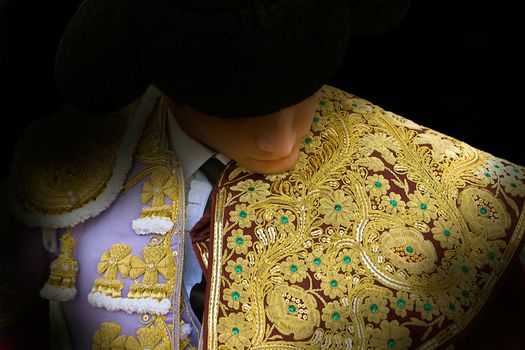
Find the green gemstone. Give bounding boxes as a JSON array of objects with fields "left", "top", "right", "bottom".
[
  {"left": 313, "top": 116, "right": 320, "bottom": 123},
  {"left": 487, "top": 251, "right": 495, "bottom": 260},
  {"left": 305, "top": 137, "right": 312, "bottom": 145},
  {"left": 461, "top": 265, "right": 469, "bottom": 273},
  {"left": 370, "top": 304, "right": 379, "bottom": 313},
  {"left": 247, "top": 186, "right": 255, "bottom": 192},
  {"left": 334, "top": 204, "right": 342, "bottom": 212},
  {"left": 374, "top": 181, "right": 382, "bottom": 188},
  {"left": 235, "top": 237, "right": 244, "bottom": 245},
  {"left": 290, "top": 264, "right": 298, "bottom": 272},
  {"left": 448, "top": 303, "right": 456, "bottom": 310},
  {"left": 343, "top": 256, "right": 351, "bottom": 264},
  {"left": 494, "top": 163, "right": 500, "bottom": 168},
  {"left": 232, "top": 291, "right": 240, "bottom": 300},
  {"left": 320, "top": 101, "right": 326, "bottom": 106},
  {"left": 396, "top": 299, "right": 406, "bottom": 308},
  {"left": 232, "top": 327, "right": 240, "bottom": 335},
  {"left": 387, "top": 338, "right": 396, "bottom": 348},
  {"left": 511, "top": 183, "right": 517, "bottom": 188},
  {"left": 423, "top": 303, "right": 432, "bottom": 312},
  {"left": 352, "top": 101, "right": 358, "bottom": 108},
  {"left": 288, "top": 305, "right": 296, "bottom": 313},
  {"left": 443, "top": 229, "right": 451, "bottom": 237},
  {"left": 281, "top": 216, "right": 289, "bottom": 224},
  {"left": 390, "top": 199, "right": 398, "bottom": 207},
  {"left": 239, "top": 211, "right": 247, "bottom": 219},
  {"left": 419, "top": 203, "right": 427, "bottom": 210},
  {"left": 484, "top": 172, "right": 491, "bottom": 178},
  {"left": 406, "top": 246, "right": 414, "bottom": 254},
  {"left": 235, "top": 265, "right": 243, "bottom": 273},
  {"left": 479, "top": 207, "right": 488, "bottom": 215},
  {"left": 313, "top": 257, "right": 321, "bottom": 265},
  {"left": 331, "top": 312, "right": 341, "bottom": 321},
  {"left": 330, "top": 280, "right": 338, "bottom": 288},
  {"left": 462, "top": 290, "right": 470, "bottom": 298}
]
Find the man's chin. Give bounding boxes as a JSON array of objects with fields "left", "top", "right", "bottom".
[{"left": 241, "top": 152, "right": 300, "bottom": 175}]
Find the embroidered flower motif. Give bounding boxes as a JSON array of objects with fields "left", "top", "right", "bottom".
[
  {"left": 380, "top": 192, "right": 407, "bottom": 215},
  {"left": 308, "top": 253, "right": 326, "bottom": 273},
  {"left": 266, "top": 284, "right": 320, "bottom": 340},
  {"left": 475, "top": 165, "right": 498, "bottom": 185},
  {"left": 98, "top": 244, "right": 132, "bottom": 279},
  {"left": 302, "top": 133, "right": 322, "bottom": 153},
  {"left": 226, "top": 229, "right": 253, "bottom": 255},
  {"left": 142, "top": 168, "right": 178, "bottom": 206},
  {"left": 280, "top": 255, "right": 308, "bottom": 284},
  {"left": 478, "top": 242, "right": 504, "bottom": 269},
  {"left": 92, "top": 322, "right": 126, "bottom": 350},
  {"left": 389, "top": 291, "right": 414, "bottom": 318},
  {"left": 320, "top": 271, "right": 347, "bottom": 299},
  {"left": 370, "top": 320, "right": 412, "bottom": 350},
  {"left": 501, "top": 175, "right": 525, "bottom": 197},
  {"left": 321, "top": 301, "right": 349, "bottom": 331},
  {"left": 438, "top": 294, "right": 465, "bottom": 321},
  {"left": 229, "top": 204, "right": 255, "bottom": 228},
  {"left": 335, "top": 248, "right": 360, "bottom": 273},
  {"left": 231, "top": 179, "right": 270, "bottom": 203},
  {"left": 504, "top": 164, "right": 525, "bottom": 180},
  {"left": 451, "top": 282, "right": 476, "bottom": 307},
  {"left": 366, "top": 174, "right": 391, "bottom": 197},
  {"left": 361, "top": 295, "right": 389, "bottom": 324},
  {"left": 217, "top": 313, "right": 254, "bottom": 350},
  {"left": 407, "top": 191, "right": 438, "bottom": 223},
  {"left": 319, "top": 190, "right": 358, "bottom": 229},
  {"left": 128, "top": 245, "right": 174, "bottom": 283},
  {"left": 431, "top": 218, "right": 461, "bottom": 249},
  {"left": 225, "top": 257, "right": 251, "bottom": 282},
  {"left": 311, "top": 113, "right": 328, "bottom": 133},
  {"left": 125, "top": 327, "right": 169, "bottom": 350},
  {"left": 342, "top": 97, "right": 373, "bottom": 114},
  {"left": 274, "top": 209, "right": 296, "bottom": 233},
  {"left": 415, "top": 295, "right": 440, "bottom": 321},
  {"left": 223, "top": 282, "right": 247, "bottom": 310}
]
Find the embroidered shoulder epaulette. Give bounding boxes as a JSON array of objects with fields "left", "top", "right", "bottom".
[
  {"left": 201, "top": 84, "right": 525, "bottom": 349},
  {"left": 8, "top": 87, "right": 161, "bottom": 229}
]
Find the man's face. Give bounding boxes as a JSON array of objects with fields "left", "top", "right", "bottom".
[{"left": 167, "top": 90, "right": 321, "bottom": 175}]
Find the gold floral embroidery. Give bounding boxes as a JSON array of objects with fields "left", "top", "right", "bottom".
[
  {"left": 125, "top": 327, "right": 169, "bottom": 350},
  {"left": 370, "top": 320, "right": 412, "bottom": 350},
  {"left": 92, "top": 244, "right": 132, "bottom": 297},
  {"left": 265, "top": 284, "right": 320, "bottom": 340},
  {"left": 216, "top": 313, "right": 254, "bottom": 350},
  {"left": 127, "top": 245, "right": 175, "bottom": 300},
  {"left": 230, "top": 179, "right": 270, "bottom": 203},
  {"left": 141, "top": 168, "right": 178, "bottom": 207},
  {"left": 92, "top": 322, "right": 127, "bottom": 350},
  {"left": 207, "top": 85, "right": 525, "bottom": 349},
  {"left": 226, "top": 229, "right": 253, "bottom": 255}
]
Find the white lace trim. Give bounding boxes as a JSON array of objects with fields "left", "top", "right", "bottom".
[
  {"left": 87, "top": 291, "right": 171, "bottom": 315},
  {"left": 132, "top": 216, "right": 174, "bottom": 235}
]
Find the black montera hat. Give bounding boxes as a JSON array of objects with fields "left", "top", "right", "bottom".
[{"left": 55, "top": 0, "right": 410, "bottom": 118}]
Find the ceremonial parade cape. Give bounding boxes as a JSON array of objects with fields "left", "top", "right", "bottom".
[{"left": 8, "top": 85, "right": 525, "bottom": 349}]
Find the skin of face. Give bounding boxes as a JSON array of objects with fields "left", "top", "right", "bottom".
[{"left": 166, "top": 89, "right": 321, "bottom": 175}]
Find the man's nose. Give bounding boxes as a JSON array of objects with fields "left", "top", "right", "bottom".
[{"left": 254, "top": 110, "right": 297, "bottom": 157}]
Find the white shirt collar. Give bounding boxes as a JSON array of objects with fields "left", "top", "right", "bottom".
[{"left": 166, "top": 106, "right": 230, "bottom": 179}]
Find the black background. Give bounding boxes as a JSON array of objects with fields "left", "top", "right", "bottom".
[{"left": 0, "top": 0, "right": 523, "bottom": 177}]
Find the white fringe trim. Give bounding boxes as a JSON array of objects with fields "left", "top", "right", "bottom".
[
  {"left": 87, "top": 292, "right": 171, "bottom": 315},
  {"left": 180, "top": 323, "right": 192, "bottom": 340},
  {"left": 132, "top": 216, "right": 174, "bottom": 235},
  {"left": 9, "top": 85, "right": 163, "bottom": 229},
  {"left": 39, "top": 284, "right": 77, "bottom": 302}
]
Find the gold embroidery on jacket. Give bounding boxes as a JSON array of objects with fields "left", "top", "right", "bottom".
[
  {"left": 207, "top": 85, "right": 525, "bottom": 349},
  {"left": 92, "top": 244, "right": 132, "bottom": 298}
]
